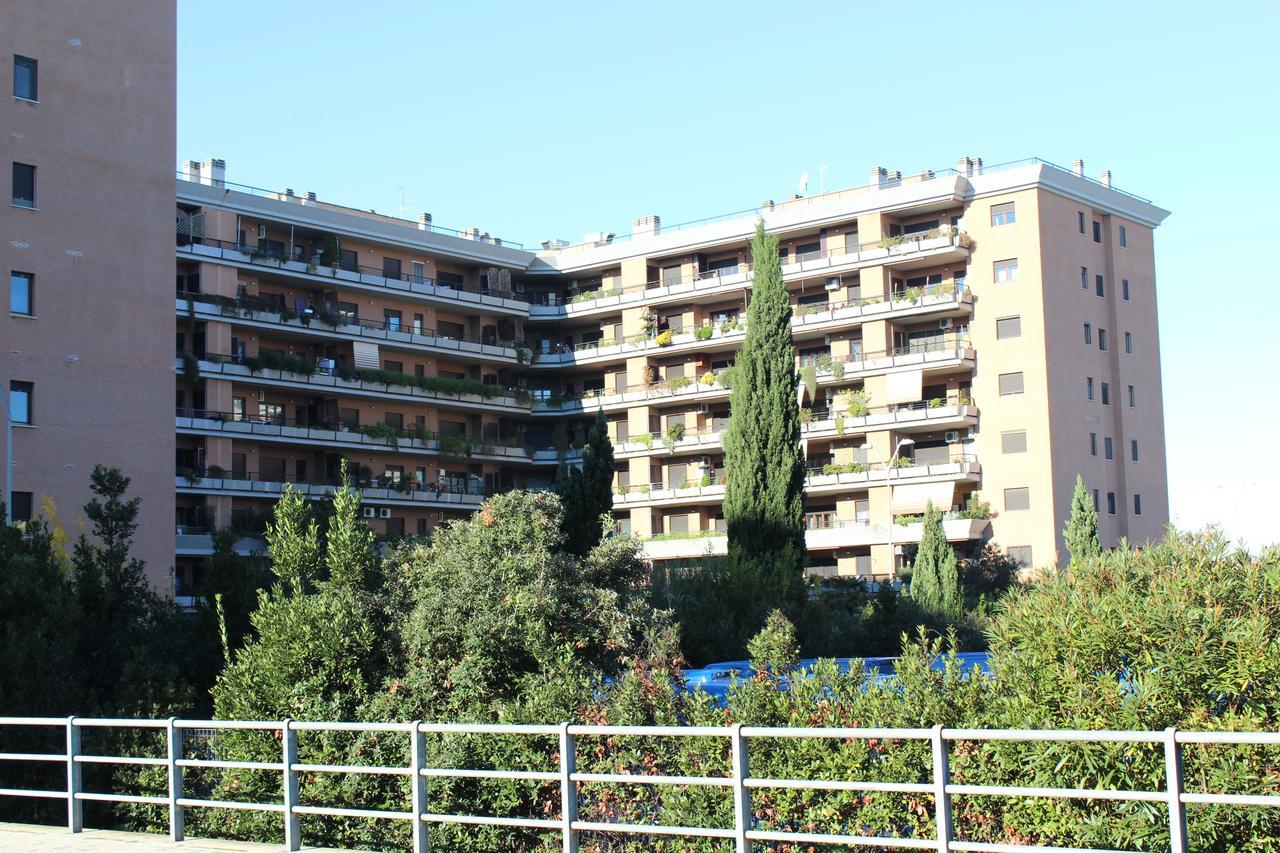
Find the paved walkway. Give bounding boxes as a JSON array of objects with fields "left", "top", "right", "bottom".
[{"left": 0, "top": 823, "right": 347, "bottom": 852}]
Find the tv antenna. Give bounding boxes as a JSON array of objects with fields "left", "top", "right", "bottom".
[{"left": 390, "top": 184, "right": 415, "bottom": 218}]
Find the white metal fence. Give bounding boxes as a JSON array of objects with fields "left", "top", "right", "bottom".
[{"left": 0, "top": 716, "right": 1277, "bottom": 852}]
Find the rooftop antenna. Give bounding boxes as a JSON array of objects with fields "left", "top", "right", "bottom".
[
  {"left": 390, "top": 184, "right": 415, "bottom": 218},
  {"left": 819, "top": 164, "right": 830, "bottom": 193},
  {"left": 795, "top": 170, "right": 809, "bottom": 196}
]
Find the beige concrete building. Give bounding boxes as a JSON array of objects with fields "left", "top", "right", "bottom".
[
  {"left": 169, "top": 156, "right": 1169, "bottom": 592},
  {"left": 3, "top": 1, "right": 176, "bottom": 587}
]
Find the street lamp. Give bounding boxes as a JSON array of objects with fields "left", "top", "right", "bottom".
[{"left": 860, "top": 437, "right": 914, "bottom": 580}]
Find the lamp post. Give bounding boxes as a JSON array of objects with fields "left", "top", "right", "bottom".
[{"left": 860, "top": 437, "right": 914, "bottom": 581}]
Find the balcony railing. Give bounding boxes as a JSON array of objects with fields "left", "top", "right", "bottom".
[{"left": 176, "top": 471, "right": 490, "bottom": 501}]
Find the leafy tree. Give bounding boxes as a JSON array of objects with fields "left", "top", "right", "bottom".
[
  {"left": 909, "top": 501, "right": 961, "bottom": 619},
  {"left": 722, "top": 221, "right": 806, "bottom": 610},
  {"left": 747, "top": 610, "right": 800, "bottom": 679},
  {"left": 1063, "top": 473, "right": 1100, "bottom": 564},
  {"left": 555, "top": 411, "right": 616, "bottom": 556}
]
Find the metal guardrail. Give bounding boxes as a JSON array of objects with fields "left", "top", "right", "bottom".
[{"left": 1, "top": 717, "right": 1274, "bottom": 852}]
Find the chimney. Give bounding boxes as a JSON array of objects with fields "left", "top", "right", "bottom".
[
  {"left": 1072, "top": 159, "right": 1084, "bottom": 177},
  {"left": 868, "top": 166, "right": 888, "bottom": 188},
  {"left": 281, "top": 188, "right": 294, "bottom": 201},
  {"left": 632, "top": 215, "right": 661, "bottom": 238},
  {"left": 184, "top": 160, "right": 201, "bottom": 182},
  {"left": 541, "top": 239, "right": 569, "bottom": 250},
  {"left": 303, "top": 191, "right": 317, "bottom": 206},
  {"left": 1099, "top": 170, "right": 1112, "bottom": 188},
  {"left": 971, "top": 158, "right": 982, "bottom": 176},
  {"left": 417, "top": 212, "right": 433, "bottom": 232},
  {"left": 460, "top": 227, "right": 481, "bottom": 241},
  {"left": 200, "top": 158, "right": 225, "bottom": 188},
  {"left": 760, "top": 199, "right": 775, "bottom": 213},
  {"left": 956, "top": 156, "right": 983, "bottom": 177}
]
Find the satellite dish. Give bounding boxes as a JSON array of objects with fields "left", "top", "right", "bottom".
[{"left": 797, "top": 171, "right": 809, "bottom": 195}]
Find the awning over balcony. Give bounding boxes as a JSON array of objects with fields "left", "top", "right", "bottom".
[
  {"left": 891, "top": 481, "right": 955, "bottom": 515},
  {"left": 353, "top": 341, "right": 380, "bottom": 370},
  {"left": 884, "top": 368, "right": 923, "bottom": 404}
]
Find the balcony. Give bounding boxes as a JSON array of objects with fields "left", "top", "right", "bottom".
[
  {"left": 177, "top": 235, "right": 528, "bottom": 316},
  {"left": 175, "top": 532, "right": 264, "bottom": 557},
  {"left": 179, "top": 296, "right": 521, "bottom": 364},
  {"left": 175, "top": 473, "right": 489, "bottom": 509}
]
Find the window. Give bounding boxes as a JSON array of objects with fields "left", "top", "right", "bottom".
[
  {"left": 661, "top": 264, "right": 683, "bottom": 286},
  {"left": 1092, "top": 220, "right": 1103, "bottom": 243},
  {"left": 1087, "top": 377, "right": 1095, "bottom": 401},
  {"left": 1095, "top": 274, "right": 1105, "bottom": 297},
  {"left": 383, "top": 359, "right": 403, "bottom": 373},
  {"left": 1122, "top": 279, "right": 1130, "bottom": 301},
  {"left": 1081, "top": 266, "right": 1088, "bottom": 289},
  {"left": 1119, "top": 226, "right": 1127, "bottom": 248},
  {"left": 382, "top": 257, "right": 402, "bottom": 280},
  {"left": 1133, "top": 494, "right": 1142, "bottom": 516},
  {"left": 10, "top": 491, "right": 33, "bottom": 522},
  {"left": 1083, "top": 323, "right": 1092, "bottom": 344},
  {"left": 1104, "top": 437, "right": 1114, "bottom": 460},
  {"left": 1004, "top": 487, "right": 1030, "bottom": 512},
  {"left": 1124, "top": 332, "right": 1133, "bottom": 354},
  {"left": 12, "top": 162, "right": 35, "bottom": 208},
  {"left": 384, "top": 412, "right": 404, "bottom": 431},
  {"left": 1101, "top": 382, "right": 1111, "bottom": 405},
  {"left": 1001, "top": 430, "right": 1027, "bottom": 453},
  {"left": 383, "top": 308, "right": 402, "bottom": 332},
  {"left": 996, "top": 316, "right": 1022, "bottom": 339},
  {"left": 10, "top": 271, "right": 32, "bottom": 315},
  {"left": 1090, "top": 433, "right": 1097, "bottom": 456},
  {"left": 990, "top": 202, "right": 1016, "bottom": 226},
  {"left": 998, "top": 372, "right": 1024, "bottom": 395},
  {"left": 13, "top": 55, "right": 37, "bottom": 101},
  {"left": 1131, "top": 439, "right": 1139, "bottom": 462},
  {"left": 1106, "top": 491, "right": 1116, "bottom": 515},
  {"left": 9, "top": 381, "right": 32, "bottom": 423},
  {"left": 1128, "top": 385, "right": 1136, "bottom": 408},
  {"left": 1092, "top": 489, "right": 1100, "bottom": 510},
  {"left": 1098, "top": 329, "right": 1108, "bottom": 351},
  {"left": 410, "top": 260, "right": 426, "bottom": 282},
  {"left": 1078, "top": 211, "right": 1086, "bottom": 234},
  {"left": 1006, "top": 546, "right": 1033, "bottom": 569},
  {"left": 993, "top": 259, "right": 1018, "bottom": 282}
]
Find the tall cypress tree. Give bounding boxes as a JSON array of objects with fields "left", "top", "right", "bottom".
[
  {"left": 1063, "top": 473, "right": 1100, "bottom": 565},
  {"left": 556, "top": 412, "right": 616, "bottom": 556},
  {"left": 910, "top": 501, "right": 961, "bottom": 618},
  {"left": 722, "top": 221, "right": 806, "bottom": 607}
]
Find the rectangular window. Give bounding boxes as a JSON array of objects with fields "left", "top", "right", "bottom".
[
  {"left": 13, "top": 55, "right": 37, "bottom": 101},
  {"left": 1095, "top": 274, "right": 1105, "bottom": 297},
  {"left": 384, "top": 412, "right": 404, "bottom": 430},
  {"left": 1124, "top": 332, "right": 1133, "bottom": 354},
  {"left": 1001, "top": 430, "right": 1027, "bottom": 453},
  {"left": 10, "top": 271, "right": 32, "bottom": 315},
  {"left": 383, "top": 308, "right": 402, "bottom": 332},
  {"left": 1092, "top": 489, "right": 1099, "bottom": 510},
  {"left": 1090, "top": 432, "right": 1098, "bottom": 456},
  {"left": 1106, "top": 491, "right": 1116, "bottom": 515},
  {"left": 661, "top": 264, "right": 683, "bottom": 287},
  {"left": 1093, "top": 221, "right": 1102, "bottom": 243},
  {"left": 1104, "top": 437, "right": 1114, "bottom": 460},
  {"left": 10, "top": 380, "right": 32, "bottom": 423},
  {"left": 998, "top": 372, "right": 1024, "bottom": 395},
  {"left": 1087, "top": 377, "right": 1095, "bottom": 401},
  {"left": 996, "top": 316, "right": 1022, "bottom": 339},
  {"left": 1083, "top": 323, "right": 1092, "bottom": 344},
  {"left": 10, "top": 490, "right": 33, "bottom": 522},
  {"left": 383, "top": 360, "right": 403, "bottom": 373},
  {"left": 993, "top": 259, "right": 1018, "bottom": 282},
  {"left": 1119, "top": 226, "right": 1127, "bottom": 248},
  {"left": 1122, "top": 279, "right": 1130, "bottom": 301},
  {"left": 1134, "top": 494, "right": 1142, "bottom": 516},
  {"left": 382, "top": 257, "right": 402, "bottom": 280},
  {"left": 1078, "top": 211, "right": 1086, "bottom": 234},
  {"left": 1081, "top": 266, "right": 1088, "bottom": 289},
  {"left": 990, "top": 202, "right": 1016, "bottom": 226},
  {"left": 410, "top": 260, "right": 426, "bottom": 282},
  {"left": 1101, "top": 382, "right": 1111, "bottom": 405},
  {"left": 1006, "top": 546, "right": 1033, "bottom": 569},
  {"left": 1131, "top": 439, "right": 1139, "bottom": 462},
  {"left": 1098, "top": 328, "right": 1108, "bottom": 351},
  {"left": 1004, "top": 487, "right": 1030, "bottom": 512},
  {"left": 12, "top": 162, "right": 35, "bottom": 208}
]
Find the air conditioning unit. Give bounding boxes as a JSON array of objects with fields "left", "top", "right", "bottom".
[
  {"left": 378, "top": 507, "right": 392, "bottom": 519},
  {"left": 938, "top": 318, "right": 954, "bottom": 330},
  {"left": 257, "top": 224, "right": 267, "bottom": 239},
  {"left": 823, "top": 334, "right": 831, "bottom": 346},
  {"left": 436, "top": 511, "right": 446, "bottom": 522},
  {"left": 514, "top": 282, "right": 525, "bottom": 293},
  {"left": 696, "top": 404, "right": 708, "bottom": 414},
  {"left": 945, "top": 430, "right": 960, "bottom": 443},
  {"left": 362, "top": 507, "right": 376, "bottom": 518},
  {"left": 824, "top": 276, "right": 842, "bottom": 291}
]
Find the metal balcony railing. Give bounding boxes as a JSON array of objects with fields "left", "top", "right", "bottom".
[{"left": 0, "top": 716, "right": 1268, "bottom": 851}]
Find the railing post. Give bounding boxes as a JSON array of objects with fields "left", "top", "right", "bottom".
[
  {"left": 1164, "top": 727, "right": 1188, "bottom": 853},
  {"left": 730, "top": 723, "right": 751, "bottom": 853},
  {"left": 559, "top": 722, "right": 578, "bottom": 853},
  {"left": 410, "top": 722, "right": 428, "bottom": 853},
  {"left": 65, "top": 716, "right": 82, "bottom": 833},
  {"left": 166, "top": 717, "right": 185, "bottom": 841},
  {"left": 930, "top": 724, "right": 953, "bottom": 853},
  {"left": 282, "top": 719, "right": 301, "bottom": 851}
]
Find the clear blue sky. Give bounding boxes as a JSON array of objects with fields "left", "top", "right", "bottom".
[{"left": 177, "top": 0, "right": 1280, "bottom": 548}]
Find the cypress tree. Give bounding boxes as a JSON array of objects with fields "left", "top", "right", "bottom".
[
  {"left": 722, "top": 221, "right": 806, "bottom": 607},
  {"left": 910, "top": 501, "right": 961, "bottom": 618},
  {"left": 1063, "top": 473, "right": 1100, "bottom": 565},
  {"left": 556, "top": 412, "right": 616, "bottom": 556}
]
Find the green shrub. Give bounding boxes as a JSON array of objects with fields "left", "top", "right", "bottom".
[{"left": 694, "top": 325, "right": 713, "bottom": 341}]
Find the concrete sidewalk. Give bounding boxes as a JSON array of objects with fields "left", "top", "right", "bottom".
[{"left": 0, "top": 823, "right": 346, "bottom": 852}]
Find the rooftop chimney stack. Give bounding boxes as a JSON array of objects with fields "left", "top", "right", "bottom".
[
  {"left": 868, "top": 166, "right": 888, "bottom": 189},
  {"left": 1099, "top": 170, "right": 1112, "bottom": 188},
  {"left": 956, "top": 156, "right": 984, "bottom": 178},
  {"left": 418, "top": 213, "right": 433, "bottom": 232},
  {"left": 632, "top": 215, "right": 661, "bottom": 238},
  {"left": 760, "top": 199, "right": 775, "bottom": 213},
  {"left": 303, "top": 191, "right": 317, "bottom": 206},
  {"left": 184, "top": 160, "right": 201, "bottom": 182},
  {"left": 200, "top": 158, "right": 225, "bottom": 188},
  {"left": 1072, "top": 159, "right": 1085, "bottom": 177}
]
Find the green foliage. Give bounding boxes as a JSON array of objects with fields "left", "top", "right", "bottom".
[
  {"left": 821, "top": 461, "right": 868, "bottom": 475},
  {"left": 556, "top": 412, "right": 615, "bottom": 557},
  {"left": 747, "top": 610, "right": 800, "bottom": 678},
  {"left": 1064, "top": 473, "right": 1101, "bottom": 565},
  {"left": 694, "top": 324, "right": 713, "bottom": 341},
  {"left": 909, "top": 502, "right": 962, "bottom": 619},
  {"left": 801, "top": 362, "right": 817, "bottom": 401},
  {"left": 722, "top": 222, "right": 806, "bottom": 612}
]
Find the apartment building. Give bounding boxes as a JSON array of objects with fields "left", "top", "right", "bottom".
[
  {"left": 169, "top": 155, "right": 1169, "bottom": 592},
  {"left": 2, "top": 1, "right": 177, "bottom": 586}
]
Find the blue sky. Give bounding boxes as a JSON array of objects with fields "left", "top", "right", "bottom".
[{"left": 178, "top": 0, "right": 1280, "bottom": 547}]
